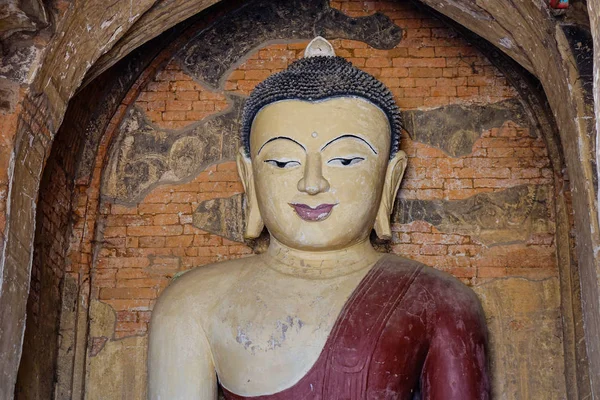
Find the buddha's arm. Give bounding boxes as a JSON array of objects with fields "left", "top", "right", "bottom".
[
  {"left": 148, "top": 293, "right": 217, "bottom": 400},
  {"left": 420, "top": 286, "right": 490, "bottom": 400}
]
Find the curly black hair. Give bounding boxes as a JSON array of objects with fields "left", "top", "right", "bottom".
[{"left": 240, "top": 56, "right": 402, "bottom": 159}]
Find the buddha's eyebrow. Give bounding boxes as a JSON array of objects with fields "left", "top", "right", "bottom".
[
  {"left": 257, "top": 136, "right": 306, "bottom": 155},
  {"left": 320, "top": 134, "right": 378, "bottom": 154}
]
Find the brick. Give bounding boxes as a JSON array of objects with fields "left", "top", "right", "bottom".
[
  {"left": 143, "top": 191, "right": 172, "bottom": 203},
  {"left": 444, "top": 179, "right": 473, "bottom": 190},
  {"left": 408, "top": 47, "right": 435, "bottom": 57},
  {"left": 397, "top": 78, "right": 415, "bottom": 87},
  {"left": 405, "top": 28, "right": 431, "bottom": 38},
  {"left": 165, "top": 235, "right": 194, "bottom": 247},
  {"left": 416, "top": 147, "right": 445, "bottom": 158},
  {"left": 126, "top": 237, "right": 138, "bottom": 248},
  {"left": 186, "top": 111, "right": 211, "bottom": 120},
  {"left": 392, "top": 221, "right": 432, "bottom": 233},
  {"left": 139, "top": 236, "right": 166, "bottom": 248},
  {"left": 111, "top": 204, "right": 137, "bottom": 215},
  {"left": 478, "top": 267, "right": 508, "bottom": 278},
  {"left": 94, "top": 269, "right": 116, "bottom": 286},
  {"left": 166, "top": 100, "right": 192, "bottom": 111},
  {"left": 139, "top": 203, "right": 191, "bottom": 214},
  {"left": 391, "top": 244, "right": 421, "bottom": 255},
  {"left": 340, "top": 39, "right": 367, "bottom": 48},
  {"left": 431, "top": 86, "right": 456, "bottom": 97},
  {"left": 138, "top": 311, "right": 153, "bottom": 323},
  {"left": 512, "top": 168, "right": 541, "bottom": 179},
  {"left": 457, "top": 86, "right": 479, "bottom": 96},
  {"left": 153, "top": 214, "right": 180, "bottom": 225},
  {"left": 467, "top": 76, "right": 493, "bottom": 87},
  {"left": 102, "top": 299, "right": 152, "bottom": 312},
  {"left": 104, "top": 226, "right": 126, "bottom": 238},
  {"left": 176, "top": 91, "right": 199, "bottom": 101},
  {"left": 380, "top": 67, "right": 409, "bottom": 78},
  {"left": 413, "top": 78, "right": 436, "bottom": 87},
  {"left": 116, "top": 278, "right": 169, "bottom": 288},
  {"left": 146, "top": 110, "right": 163, "bottom": 122},
  {"left": 207, "top": 171, "right": 240, "bottom": 182},
  {"left": 402, "top": 178, "right": 444, "bottom": 189},
  {"left": 449, "top": 267, "right": 476, "bottom": 278},
  {"left": 447, "top": 245, "right": 481, "bottom": 257},
  {"left": 453, "top": 167, "right": 511, "bottom": 179},
  {"left": 347, "top": 58, "right": 366, "bottom": 67},
  {"left": 162, "top": 111, "right": 187, "bottom": 121},
  {"left": 473, "top": 178, "right": 529, "bottom": 188},
  {"left": 409, "top": 67, "right": 443, "bottom": 78},
  {"left": 487, "top": 147, "right": 515, "bottom": 158},
  {"left": 411, "top": 232, "right": 468, "bottom": 245},
  {"left": 366, "top": 57, "right": 392, "bottom": 67},
  {"left": 116, "top": 268, "right": 149, "bottom": 280},
  {"left": 420, "top": 244, "right": 447, "bottom": 255},
  {"left": 244, "top": 70, "right": 272, "bottom": 80},
  {"left": 99, "top": 287, "right": 156, "bottom": 300},
  {"left": 116, "top": 311, "right": 138, "bottom": 322},
  {"left": 217, "top": 161, "right": 237, "bottom": 171},
  {"left": 146, "top": 81, "right": 169, "bottom": 92},
  {"left": 404, "top": 87, "right": 430, "bottom": 97},
  {"left": 228, "top": 245, "right": 253, "bottom": 255},
  {"left": 97, "top": 256, "right": 150, "bottom": 269},
  {"left": 127, "top": 225, "right": 184, "bottom": 237}
]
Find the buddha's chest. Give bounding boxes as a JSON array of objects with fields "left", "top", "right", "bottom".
[{"left": 206, "top": 272, "right": 361, "bottom": 394}]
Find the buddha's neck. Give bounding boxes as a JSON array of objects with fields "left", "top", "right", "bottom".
[{"left": 263, "top": 237, "right": 382, "bottom": 279}]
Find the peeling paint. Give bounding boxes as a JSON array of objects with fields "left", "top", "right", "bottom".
[{"left": 499, "top": 37, "right": 514, "bottom": 49}]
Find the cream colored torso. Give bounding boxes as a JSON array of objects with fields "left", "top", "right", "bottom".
[{"left": 148, "top": 245, "right": 383, "bottom": 399}]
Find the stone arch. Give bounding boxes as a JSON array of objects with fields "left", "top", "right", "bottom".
[{"left": 0, "top": 0, "right": 598, "bottom": 398}]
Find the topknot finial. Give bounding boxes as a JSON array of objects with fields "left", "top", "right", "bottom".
[{"left": 304, "top": 36, "right": 336, "bottom": 58}]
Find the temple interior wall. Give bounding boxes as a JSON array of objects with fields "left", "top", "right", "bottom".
[{"left": 7, "top": 0, "right": 592, "bottom": 399}]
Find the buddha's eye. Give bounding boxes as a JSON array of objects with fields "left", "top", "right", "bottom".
[
  {"left": 264, "top": 159, "right": 301, "bottom": 169},
  {"left": 327, "top": 157, "right": 365, "bottom": 167}
]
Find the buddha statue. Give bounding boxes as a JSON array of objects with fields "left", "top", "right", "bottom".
[{"left": 148, "top": 37, "right": 490, "bottom": 399}]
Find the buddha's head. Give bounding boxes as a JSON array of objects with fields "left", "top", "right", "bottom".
[{"left": 237, "top": 38, "right": 407, "bottom": 251}]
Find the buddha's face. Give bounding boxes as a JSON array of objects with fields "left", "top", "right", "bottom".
[{"left": 238, "top": 97, "right": 406, "bottom": 251}]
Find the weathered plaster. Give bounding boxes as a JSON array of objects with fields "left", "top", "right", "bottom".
[
  {"left": 175, "top": 0, "right": 402, "bottom": 90},
  {"left": 403, "top": 99, "right": 529, "bottom": 157},
  {"left": 0, "top": 0, "right": 48, "bottom": 40},
  {"left": 474, "top": 277, "right": 566, "bottom": 399},
  {"left": 589, "top": 0, "right": 600, "bottom": 247},
  {"left": 87, "top": 300, "right": 148, "bottom": 400}
]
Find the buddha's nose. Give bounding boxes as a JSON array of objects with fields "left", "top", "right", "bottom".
[{"left": 297, "top": 153, "right": 330, "bottom": 195}]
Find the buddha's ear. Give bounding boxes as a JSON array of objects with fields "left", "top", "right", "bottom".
[
  {"left": 374, "top": 150, "right": 407, "bottom": 240},
  {"left": 236, "top": 147, "right": 265, "bottom": 239}
]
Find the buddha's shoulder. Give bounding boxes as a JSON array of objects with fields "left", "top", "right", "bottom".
[
  {"left": 383, "top": 254, "right": 481, "bottom": 307},
  {"left": 153, "top": 256, "right": 254, "bottom": 314}
]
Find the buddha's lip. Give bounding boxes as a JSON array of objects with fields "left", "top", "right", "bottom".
[{"left": 289, "top": 203, "right": 337, "bottom": 221}]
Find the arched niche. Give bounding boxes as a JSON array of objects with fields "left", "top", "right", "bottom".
[{"left": 1, "top": 0, "right": 597, "bottom": 399}]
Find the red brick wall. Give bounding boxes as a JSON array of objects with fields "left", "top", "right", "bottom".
[
  {"left": 95, "top": 164, "right": 250, "bottom": 338},
  {"left": 79, "top": 0, "right": 557, "bottom": 339}
]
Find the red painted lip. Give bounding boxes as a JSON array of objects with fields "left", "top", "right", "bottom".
[{"left": 289, "top": 203, "right": 337, "bottom": 221}]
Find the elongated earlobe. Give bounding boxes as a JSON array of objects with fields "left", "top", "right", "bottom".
[
  {"left": 236, "top": 148, "right": 265, "bottom": 239},
  {"left": 374, "top": 150, "right": 407, "bottom": 240}
]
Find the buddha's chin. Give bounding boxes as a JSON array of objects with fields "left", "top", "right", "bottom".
[{"left": 272, "top": 227, "right": 369, "bottom": 252}]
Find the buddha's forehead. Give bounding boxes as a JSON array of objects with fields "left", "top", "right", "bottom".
[{"left": 249, "top": 97, "right": 391, "bottom": 156}]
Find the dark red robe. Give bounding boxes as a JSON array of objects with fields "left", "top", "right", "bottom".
[{"left": 222, "top": 254, "right": 490, "bottom": 399}]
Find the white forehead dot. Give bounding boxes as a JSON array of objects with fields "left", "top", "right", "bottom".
[{"left": 311, "top": 132, "right": 318, "bottom": 138}]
